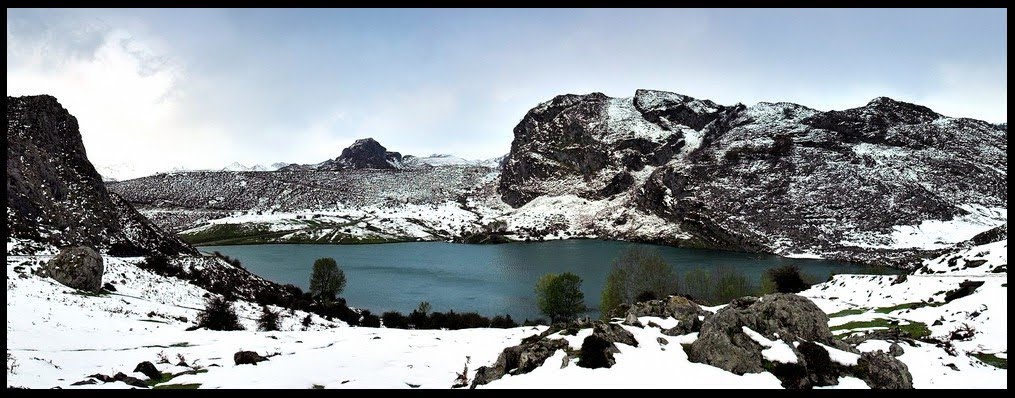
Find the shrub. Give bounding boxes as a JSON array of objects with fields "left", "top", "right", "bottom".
[
  {"left": 683, "top": 266, "right": 757, "bottom": 305},
  {"left": 683, "top": 268, "right": 713, "bottom": 304},
  {"left": 359, "top": 310, "right": 381, "bottom": 328},
  {"left": 212, "top": 251, "right": 244, "bottom": 269},
  {"left": 522, "top": 318, "right": 548, "bottom": 326},
  {"left": 309, "top": 257, "right": 346, "bottom": 301},
  {"left": 196, "top": 295, "right": 244, "bottom": 331},
  {"left": 301, "top": 314, "right": 313, "bottom": 329},
  {"left": 535, "top": 272, "right": 586, "bottom": 323},
  {"left": 600, "top": 248, "right": 679, "bottom": 317},
  {"left": 764, "top": 265, "right": 810, "bottom": 293},
  {"left": 490, "top": 314, "right": 518, "bottom": 328},
  {"left": 257, "top": 305, "right": 281, "bottom": 331},
  {"left": 712, "top": 266, "right": 756, "bottom": 304},
  {"left": 139, "top": 254, "right": 182, "bottom": 277},
  {"left": 382, "top": 311, "right": 410, "bottom": 329}
]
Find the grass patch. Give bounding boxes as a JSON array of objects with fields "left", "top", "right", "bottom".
[
  {"left": 147, "top": 372, "right": 177, "bottom": 386},
  {"left": 828, "top": 308, "right": 868, "bottom": 317},
  {"left": 312, "top": 384, "right": 325, "bottom": 389},
  {"left": 873, "top": 302, "right": 943, "bottom": 314},
  {"left": 971, "top": 353, "right": 1007, "bottom": 369},
  {"left": 831, "top": 318, "right": 931, "bottom": 340},
  {"left": 169, "top": 342, "right": 191, "bottom": 347},
  {"left": 139, "top": 319, "right": 169, "bottom": 324},
  {"left": 153, "top": 383, "right": 201, "bottom": 390}
]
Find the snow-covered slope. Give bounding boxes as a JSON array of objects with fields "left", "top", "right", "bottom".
[{"left": 8, "top": 238, "right": 1005, "bottom": 389}]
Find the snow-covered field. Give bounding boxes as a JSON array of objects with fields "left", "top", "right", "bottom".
[{"left": 7, "top": 240, "right": 1007, "bottom": 389}]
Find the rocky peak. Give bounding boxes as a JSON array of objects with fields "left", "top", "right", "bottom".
[
  {"left": 319, "top": 138, "right": 404, "bottom": 170},
  {"left": 7, "top": 95, "right": 195, "bottom": 256}
]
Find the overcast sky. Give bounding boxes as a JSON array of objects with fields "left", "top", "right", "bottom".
[{"left": 7, "top": 8, "right": 1008, "bottom": 174}]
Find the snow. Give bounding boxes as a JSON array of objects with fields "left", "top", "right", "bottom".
[
  {"left": 741, "top": 326, "right": 799, "bottom": 364},
  {"left": 815, "top": 342, "right": 859, "bottom": 366}
]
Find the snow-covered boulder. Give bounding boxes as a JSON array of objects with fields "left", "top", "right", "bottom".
[
  {"left": 687, "top": 294, "right": 834, "bottom": 374},
  {"left": 43, "top": 246, "right": 104, "bottom": 292},
  {"left": 855, "top": 350, "right": 913, "bottom": 389}
]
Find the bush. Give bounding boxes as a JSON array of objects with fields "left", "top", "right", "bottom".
[
  {"left": 197, "top": 295, "right": 244, "bottom": 331},
  {"left": 213, "top": 251, "right": 244, "bottom": 269},
  {"left": 309, "top": 257, "right": 347, "bottom": 301},
  {"left": 257, "top": 305, "right": 281, "bottom": 331},
  {"left": 359, "top": 310, "right": 381, "bottom": 328},
  {"left": 764, "top": 265, "right": 810, "bottom": 293},
  {"left": 522, "top": 318, "right": 548, "bottom": 326},
  {"left": 490, "top": 314, "right": 518, "bottom": 328},
  {"left": 535, "top": 272, "right": 586, "bottom": 323},
  {"left": 683, "top": 266, "right": 757, "bottom": 305},
  {"left": 600, "top": 248, "right": 679, "bottom": 318},
  {"left": 139, "top": 254, "right": 182, "bottom": 277},
  {"left": 382, "top": 311, "right": 410, "bottom": 329},
  {"left": 712, "top": 266, "right": 756, "bottom": 305},
  {"left": 301, "top": 314, "right": 313, "bottom": 329}
]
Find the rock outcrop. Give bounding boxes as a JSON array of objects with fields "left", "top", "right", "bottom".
[
  {"left": 470, "top": 336, "right": 569, "bottom": 388},
  {"left": 497, "top": 90, "right": 1007, "bottom": 265},
  {"left": 317, "top": 138, "right": 404, "bottom": 170},
  {"left": 6, "top": 95, "right": 195, "bottom": 256},
  {"left": 43, "top": 246, "right": 104, "bottom": 292},
  {"left": 687, "top": 294, "right": 834, "bottom": 374}
]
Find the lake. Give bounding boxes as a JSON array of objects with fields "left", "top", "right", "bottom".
[{"left": 203, "top": 240, "right": 875, "bottom": 321}]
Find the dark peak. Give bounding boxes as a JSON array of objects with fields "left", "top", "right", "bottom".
[
  {"left": 322, "top": 137, "right": 403, "bottom": 170},
  {"left": 861, "top": 96, "right": 940, "bottom": 119},
  {"left": 351, "top": 137, "right": 384, "bottom": 148}
]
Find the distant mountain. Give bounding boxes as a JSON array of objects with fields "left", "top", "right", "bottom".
[{"left": 107, "top": 89, "right": 1006, "bottom": 266}]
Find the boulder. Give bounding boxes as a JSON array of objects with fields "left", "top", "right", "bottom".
[
  {"left": 233, "top": 351, "right": 268, "bottom": 366},
  {"left": 854, "top": 351, "right": 914, "bottom": 389},
  {"left": 575, "top": 322, "right": 640, "bottom": 369},
  {"left": 623, "top": 312, "right": 643, "bottom": 328},
  {"left": 687, "top": 294, "right": 833, "bottom": 374},
  {"left": 889, "top": 343, "right": 904, "bottom": 357},
  {"left": 613, "top": 295, "right": 707, "bottom": 335},
  {"left": 44, "top": 247, "right": 104, "bottom": 292},
  {"left": 132, "top": 361, "right": 161, "bottom": 380},
  {"left": 471, "top": 338, "right": 569, "bottom": 388}
]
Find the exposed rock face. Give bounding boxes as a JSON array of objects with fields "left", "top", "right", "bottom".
[
  {"left": 471, "top": 337, "right": 569, "bottom": 388},
  {"left": 855, "top": 350, "right": 914, "bottom": 389},
  {"left": 6, "top": 95, "right": 194, "bottom": 256},
  {"left": 318, "top": 138, "right": 403, "bottom": 170},
  {"left": 687, "top": 294, "right": 834, "bottom": 374},
  {"left": 43, "top": 246, "right": 104, "bottom": 292},
  {"left": 497, "top": 90, "right": 1007, "bottom": 265},
  {"left": 132, "top": 361, "right": 161, "bottom": 380}
]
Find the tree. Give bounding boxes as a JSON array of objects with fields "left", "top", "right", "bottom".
[
  {"left": 535, "top": 272, "right": 586, "bottom": 323},
  {"left": 197, "top": 295, "right": 244, "bottom": 331},
  {"left": 309, "top": 257, "right": 346, "bottom": 301},
  {"left": 599, "top": 247, "right": 679, "bottom": 318}
]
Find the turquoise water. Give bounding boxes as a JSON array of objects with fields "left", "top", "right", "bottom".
[{"left": 204, "top": 240, "right": 870, "bottom": 321}]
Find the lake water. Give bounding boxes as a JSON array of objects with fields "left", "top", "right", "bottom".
[{"left": 203, "top": 240, "right": 873, "bottom": 321}]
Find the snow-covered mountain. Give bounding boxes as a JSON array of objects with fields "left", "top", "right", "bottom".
[{"left": 107, "top": 90, "right": 1006, "bottom": 267}]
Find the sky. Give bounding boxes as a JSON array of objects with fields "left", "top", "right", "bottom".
[{"left": 6, "top": 8, "right": 1008, "bottom": 177}]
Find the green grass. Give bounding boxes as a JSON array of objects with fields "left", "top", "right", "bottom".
[
  {"left": 828, "top": 308, "right": 868, "bottom": 317},
  {"left": 831, "top": 318, "right": 931, "bottom": 340},
  {"left": 873, "top": 302, "right": 943, "bottom": 314},
  {"left": 153, "top": 383, "right": 201, "bottom": 389},
  {"left": 971, "top": 353, "right": 1007, "bottom": 369},
  {"left": 147, "top": 372, "right": 177, "bottom": 386}
]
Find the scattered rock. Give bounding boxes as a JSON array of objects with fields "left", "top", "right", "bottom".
[
  {"left": 656, "top": 337, "right": 669, "bottom": 346},
  {"left": 889, "top": 343, "right": 905, "bottom": 357},
  {"left": 623, "top": 312, "right": 643, "bottom": 328},
  {"left": 102, "top": 282, "right": 117, "bottom": 292},
  {"left": 132, "top": 361, "right": 161, "bottom": 380},
  {"left": 593, "top": 322, "right": 638, "bottom": 348},
  {"left": 854, "top": 351, "right": 914, "bottom": 389},
  {"left": 577, "top": 335, "right": 616, "bottom": 369},
  {"left": 944, "top": 280, "right": 985, "bottom": 302},
  {"left": 70, "top": 379, "right": 97, "bottom": 386},
  {"left": 43, "top": 247, "right": 104, "bottom": 292},
  {"left": 891, "top": 274, "right": 908, "bottom": 285},
  {"left": 233, "top": 351, "right": 268, "bottom": 366}
]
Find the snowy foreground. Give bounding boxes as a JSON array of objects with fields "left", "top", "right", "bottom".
[{"left": 6, "top": 241, "right": 1007, "bottom": 389}]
